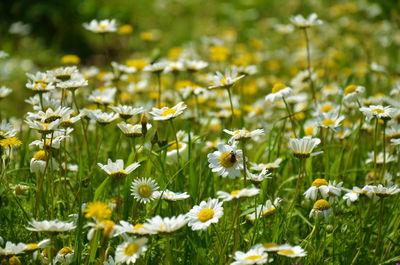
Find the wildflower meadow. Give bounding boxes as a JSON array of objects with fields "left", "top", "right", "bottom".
[{"left": 1, "top": 0, "right": 400, "bottom": 264}]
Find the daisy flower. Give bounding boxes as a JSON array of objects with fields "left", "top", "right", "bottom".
[
  {"left": 88, "top": 110, "right": 119, "bottom": 124},
  {"left": 0, "top": 120, "right": 17, "bottom": 139},
  {"left": 30, "top": 134, "right": 68, "bottom": 149},
  {"left": 249, "top": 158, "right": 283, "bottom": 172},
  {"left": 208, "top": 68, "right": 244, "bottom": 89},
  {"left": 143, "top": 61, "right": 169, "bottom": 73},
  {"left": 115, "top": 238, "right": 148, "bottom": 264},
  {"left": 277, "top": 244, "right": 307, "bottom": 258},
  {"left": 83, "top": 19, "right": 117, "bottom": 33},
  {"left": 184, "top": 60, "right": 208, "bottom": 72},
  {"left": 117, "top": 122, "right": 152, "bottom": 138},
  {"left": 342, "top": 187, "right": 364, "bottom": 206},
  {"left": 166, "top": 139, "right": 188, "bottom": 162},
  {"left": 30, "top": 150, "right": 59, "bottom": 173},
  {"left": 88, "top": 88, "right": 116, "bottom": 105},
  {"left": 187, "top": 198, "right": 223, "bottom": 231},
  {"left": 258, "top": 242, "right": 281, "bottom": 252},
  {"left": 130, "top": 178, "right": 159, "bottom": 204},
  {"left": 367, "top": 184, "right": 400, "bottom": 198},
  {"left": 150, "top": 102, "right": 187, "bottom": 121},
  {"left": 109, "top": 105, "right": 144, "bottom": 120},
  {"left": 246, "top": 199, "right": 278, "bottom": 221},
  {"left": 304, "top": 179, "right": 342, "bottom": 202},
  {"left": 115, "top": 221, "right": 154, "bottom": 236},
  {"left": 359, "top": 105, "right": 395, "bottom": 121},
  {"left": 55, "top": 247, "right": 74, "bottom": 265},
  {"left": 230, "top": 245, "right": 269, "bottom": 265},
  {"left": 265, "top": 83, "right": 292, "bottom": 103},
  {"left": 309, "top": 199, "right": 332, "bottom": 220},
  {"left": 223, "top": 128, "right": 264, "bottom": 143},
  {"left": 26, "top": 219, "right": 76, "bottom": 232},
  {"left": 290, "top": 13, "right": 323, "bottom": 28},
  {"left": 47, "top": 66, "right": 79, "bottom": 82},
  {"left": 217, "top": 187, "right": 260, "bottom": 201},
  {"left": 156, "top": 189, "right": 190, "bottom": 201},
  {"left": 247, "top": 170, "right": 272, "bottom": 185},
  {"left": 26, "top": 72, "right": 55, "bottom": 93},
  {"left": 56, "top": 77, "right": 88, "bottom": 91},
  {"left": 288, "top": 136, "right": 321, "bottom": 158},
  {"left": 0, "top": 242, "right": 29, "bottom": 256},
  {"left": 163, "top": 61, "right": 185, "bottom": 73},
  {"left": 0, "top": 86, "right": 12, "bottom": 99},
  {"left": 86, "top": 220, "right": 117, "bottom": 240},
  {"left": 317, "top": 111, "right": 344, "bottom": 130},
  {"left": 365, "top": 151, "right": 396, "bottom": 164},
  {"left": 144, "top": 215, "right": 188, "bottom": 234},
  {"left": 343, "top": 84, "right": 365, "bottom": 103},
  {"left": 98, "top": 159, "right": 140, "bottom": 180},
  {"left": 319, "top": 102, "right": 338, "bottom": 113},
  {"left": 25, "top": 119, "right": 61, "bottom": 134},
  {"left": 207, "top": 143, "right": 244, "bottom": 179}
]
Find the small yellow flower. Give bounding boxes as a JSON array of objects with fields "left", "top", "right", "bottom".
[
  {"left": 118, "top": 24, "right": 133, "bottom": 35},
  {"left": 61, "top": 54, "right": 80, "bottom": 64},
  {"left": 210, "top": 45, "right": 229, "bottom": 62},
  {"left": 0, "top": 137, "right": 22, "bottom": 148},
  {"left": 84, "top": 201, "right": 112, "bottom": 221}
]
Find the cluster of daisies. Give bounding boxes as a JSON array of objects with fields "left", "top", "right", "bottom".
[{"left": 1, "top": 3, "right": 400, "bottom": 265}]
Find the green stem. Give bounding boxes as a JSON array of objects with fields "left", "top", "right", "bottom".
[
  {"left": 226, "top": 86, "right": 235, "bottom": 126},
  {"left": 373, "top": 117, "right": 378, "bottom": 185},
  {"left": 241, "top": 140, "right": 247, "bottom": 187},
  {"left": 302, "top": 28, "right": 317, "bottom": 107},
  {"left": 282, "top": 96, "right": 297, "bottom": 137},
  {"left": 371, "top": 198, "right": 384, "bottom": 265}
]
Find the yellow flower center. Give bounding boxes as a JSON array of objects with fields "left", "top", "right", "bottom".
[
  {"left": 8, "top": 256, "right": 21, "bottom": 265},
  {"left": 234, "top": 129, "right": 249, "bottom": 135},
  {"left": 34, "top": 81, "right": 47, "bottom": 88},
  {"left": 34, "top": 150, "right": 47, "bottom": 161},
  {"left": 138, "top": 185, "right": 152, "bottom": 198},
  {"left": 124, "top": 242, "right": 140, "bottom": 256},
  {"left": 220, "top": 77, "right": 227, "bottom": 85},
  {"left": 320, "top": 104, "right": 334, "bottom": 113},
  {"left": 278, "top": 249, "right": 295, "bottom": 256},
  {"left": 371, "top": 108, "right": 384, "bottom": 114},
  {"left": 98, "top": 25, "right": 107, "bottom": 30},
  {"left": 325, "top": 85, "right": 334, "bottom": 91},
  {"left": 312, "top": 178, "right": 329, "bottom": 187},
  {"left": 219, "top": 152, "right": 237, "bottom": 168},
  {"left": 40, "top": 122, "right": 50, "bottom": 128},
  {"left": 344, "top": 85, "right": 357, "bottom": 95},
  {"left": 322, "top": 119, "right": 335, "bottom": 127},
  {"left": 272, "top": 83, "right": 286, "bottom": 93},
  {"left": 198, "top": 208, "right": 214, "bottom": 222},
  {"left": 230, "top": 190, "right": 241, "bottom": 195},
  {"left": 245, "top": 255, "right": 262, "bottom": 261},
  {"left": 304, "top": 126, "right": 314, "bottom": 136},
  {"left": 110, "top": 170, "right": 127, "bottom": 180},
  {"left": 59, "top": 247, "right": 73, "bottom": 256},
  {"left": 167, "top": 141, "right": 183, "bottom": 152},
  {"left": 262, "top": 242, "right": 279, "bottom": 249},
  {"left": 263, "top": 207, "right": 276, "bottom": 216},
  {"left": 26, "top": 243, "right": 38, "bottom": 250},
  {"left": 133, "top": 224, "right": 144, "bottom": 230},
  {"left": 102, "top": 220, "right": 115, "bottom": 237},
  {"left": 313, "top": 199, "right": 331, "bottom": 211},
  {"left": 161, "top": 108, "right": 176, "bottom": 117}
]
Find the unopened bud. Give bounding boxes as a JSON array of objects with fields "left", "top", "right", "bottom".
[{"left": 326, "top": 224, "right": 334, "bottom": 233}]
